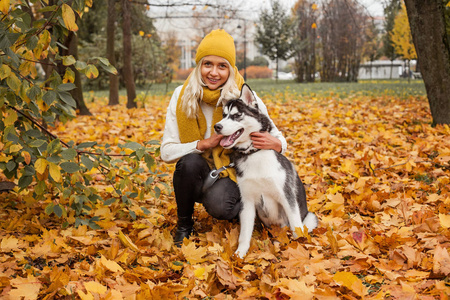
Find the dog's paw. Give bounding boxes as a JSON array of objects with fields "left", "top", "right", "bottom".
[{"left": 235, "top": 247, "right": 248, "bottom": 259}]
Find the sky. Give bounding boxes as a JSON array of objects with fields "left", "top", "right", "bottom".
[
  {"left": 256, "top": 0, "right": 383, "bottom": 16},
  {"left": 148, "top": 0, "right": 385, "bottom": 40},
  {"left": 148, "top": 0, "right": 385, "bottom": 19}
]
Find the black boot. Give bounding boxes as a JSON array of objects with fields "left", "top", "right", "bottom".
[{"left": 174, "top": 216, "right": 194, "bottom": 247}]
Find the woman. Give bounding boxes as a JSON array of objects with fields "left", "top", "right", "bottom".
[{"left": 160, "top": 29, "right": 287, "bottom": 245}]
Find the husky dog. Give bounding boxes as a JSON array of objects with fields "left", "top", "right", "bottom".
[{"left": 214, "top": 84, "right": 318, "bottom": 258}]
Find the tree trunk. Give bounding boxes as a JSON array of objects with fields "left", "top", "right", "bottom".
[
  {"left": 64, "top": 32, "right": 91, "bottom": 116},
  {"left": 107, "top": 0, "right": 119, "bottom": 106},
  {"left": 404, "top": 0, "right": 450, "bottom": 125},
  {"left": 122, "top": 0, "right": 137, "bottom": 108},
  {"left": 310, "top": 33, "right": 316, "bottom": 82},
  {"left": 275, "top": 56, "right": 279, "bottom": 83}
]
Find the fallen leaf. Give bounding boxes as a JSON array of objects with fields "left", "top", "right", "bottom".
[
  {"left": 333, "top": 271, "right": 367, "bottom": 297},
  {"left": 182, "top": 242, "right": 207, "bottom": 264},
  {"left": 433, "top": 245, "right": 450, "bottom": 276},
  {"left": 438, "top": 213, "right": 450, "bottom": 228},
  {"left": 9, "top": 275, "right": 42, "bottom": 300},
  {"left": 84, "top": 281, "right": 107, "bottom": 295},
  {"left": 100, "top": 255, "right": 124, "bottom": 273}
]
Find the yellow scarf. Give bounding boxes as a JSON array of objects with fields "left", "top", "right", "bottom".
[{"left": 176, "top": 67, "right": 244, "bottom": 183}]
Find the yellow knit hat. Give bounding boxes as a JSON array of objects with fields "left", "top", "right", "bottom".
[{"left": 195, "top": 29, "right": 236, "bottom": 67}]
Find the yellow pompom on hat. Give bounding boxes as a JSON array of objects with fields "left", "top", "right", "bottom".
[{"left": 195, "top": 29, "right": 236, "bottom": 67}]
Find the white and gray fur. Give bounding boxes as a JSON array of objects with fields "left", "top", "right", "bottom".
[{"left": 214, "top": 84, "right": 318, "bottom": 258}]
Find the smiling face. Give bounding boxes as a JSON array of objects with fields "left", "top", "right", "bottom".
[{"left": 200, "top": 55, "right": 230, "bottom": 90}]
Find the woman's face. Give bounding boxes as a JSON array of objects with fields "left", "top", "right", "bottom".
[{"left": 200, "top": 55, "right": 230, "bottom": 90}]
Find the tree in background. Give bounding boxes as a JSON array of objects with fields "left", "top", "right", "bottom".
[
  {"left": 191, "top": 4, "right": 240, "bottom": 36},
  {"left": 361, "top": 20, "right": 382, "bottom": 80},
  {"left": 122, "top": 0, "right": 137, "bottom": 109},
  {"left": 390, "top": 2, "right": 417, "bottom": 79},
  {"left": 163, "top": 31, "right": 181, "bottom": 81},
  {"left": 107, "top": 0, "right": 119, "bottom": 106},
  {"left": 237, "top": 55, "right": 269, "bottom": 70},
  {"left": 404, "top": 0, "right": 450, "bottom": 125},
  {"left": 319, "top": 0, "right": 367, "bottom": 82},
  {"left": 382, "top": 0, "right": 401, "bottom": 79},
  {"left": 292, "top": 0, "right": 319, "bottom": 83},
  {"left": 77, "top": 0, "right": 108, "bottom": 43},
  {"left": 78, "top": 0, "right": 164, "bottom": 106},
  {"left": 255, "top": 1, "right": 295, "bottom": 81}
]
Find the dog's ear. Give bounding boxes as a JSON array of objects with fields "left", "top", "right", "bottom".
[{"left": 240, "top": 84, "right": 257, "bottom": 108}]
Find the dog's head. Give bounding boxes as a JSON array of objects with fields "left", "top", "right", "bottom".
[{"left": 214, "top": 84, "right": 264, "bottom": 150}]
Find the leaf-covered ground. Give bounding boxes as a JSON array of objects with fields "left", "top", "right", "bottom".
[{"left": 1, "top": 91, "right": 449, "bottom": 299}]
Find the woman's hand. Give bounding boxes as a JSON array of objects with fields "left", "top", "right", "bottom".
[
  {"left": 251, "top": 131, "right": 282, "bottom": 153},
  {"left": 196, "top": 133, "right": 224, "bottom": 151}
]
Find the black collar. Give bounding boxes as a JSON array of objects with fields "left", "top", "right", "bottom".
[{"left": 235, "top": 144, "right": 261, "bottom": 155}]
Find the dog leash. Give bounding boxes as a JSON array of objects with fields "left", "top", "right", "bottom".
[{"left": 202, "top": 162, "right": 235, "bottom": 192}]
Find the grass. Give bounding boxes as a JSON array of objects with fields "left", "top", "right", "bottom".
[
  {"left": 246, "top": 79, "right": 426, "bottom": 99},
  {"left": 83, "top": 78, "right": 427, "bottom": 100}
]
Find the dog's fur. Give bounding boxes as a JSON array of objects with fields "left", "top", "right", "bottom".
[{"left": 214, "top": 84, "right": 318, "bottom": 258}]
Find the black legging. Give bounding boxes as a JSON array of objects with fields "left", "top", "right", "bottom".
[{"left": 173, "top": 153, "right": 241, "bottom": 220}]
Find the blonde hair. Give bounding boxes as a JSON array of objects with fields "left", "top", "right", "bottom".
[{"left": 181, "top": 57, "right": 241, "bottom": 118}]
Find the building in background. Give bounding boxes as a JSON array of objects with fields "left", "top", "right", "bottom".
[
  {"left": 177, "top": 39, "right": 197, "bottom": 70},
  {"left": 358, "top": 60, "right": 419, "bottom": 79}
]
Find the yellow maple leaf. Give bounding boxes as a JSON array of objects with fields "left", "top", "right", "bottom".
[
  {"left": 77, "top": 290, "right": 94, "bottom": 300},
  {"left": 182, "top": 242, "right": 207, "bottom": 264},
  {"left": 84, "top": 281, "right": 107, "bottom": 295},
  {"left": 1, "top": 235, "right": 19, "bottom": 252},
  {"left": 117, "top": 230, "right": 140, "bottom": 252},
  {"left": 9, "top": 275, "right": 42, "bottom": 300},
  {"left": 324, "top": 192, "right": 345, "bottom": 217},
  {"left": 433, "top": 245, "right": 450, "bottom": 276},
  {"left": 333, "top": 271, "right": 367, "bottom": 297},
  {"left": 326, "top": 226, "right": 339, "bottom": 254},
  {"left": 439, "top": 213, "right": 450, "bottom": 228},
  {"left": 277, "top": 278, "right": 314, "bottom": 300},
  {"left": 100, "top": 255, "right": 124, "bottom": 273},
  {"left": 194, "top": 266, "right": 205, "bottom": 278}
]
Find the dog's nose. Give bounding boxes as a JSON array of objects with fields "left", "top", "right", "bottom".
[{"left": 214, "top": 123, "right": 222, "bottom": 133}]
